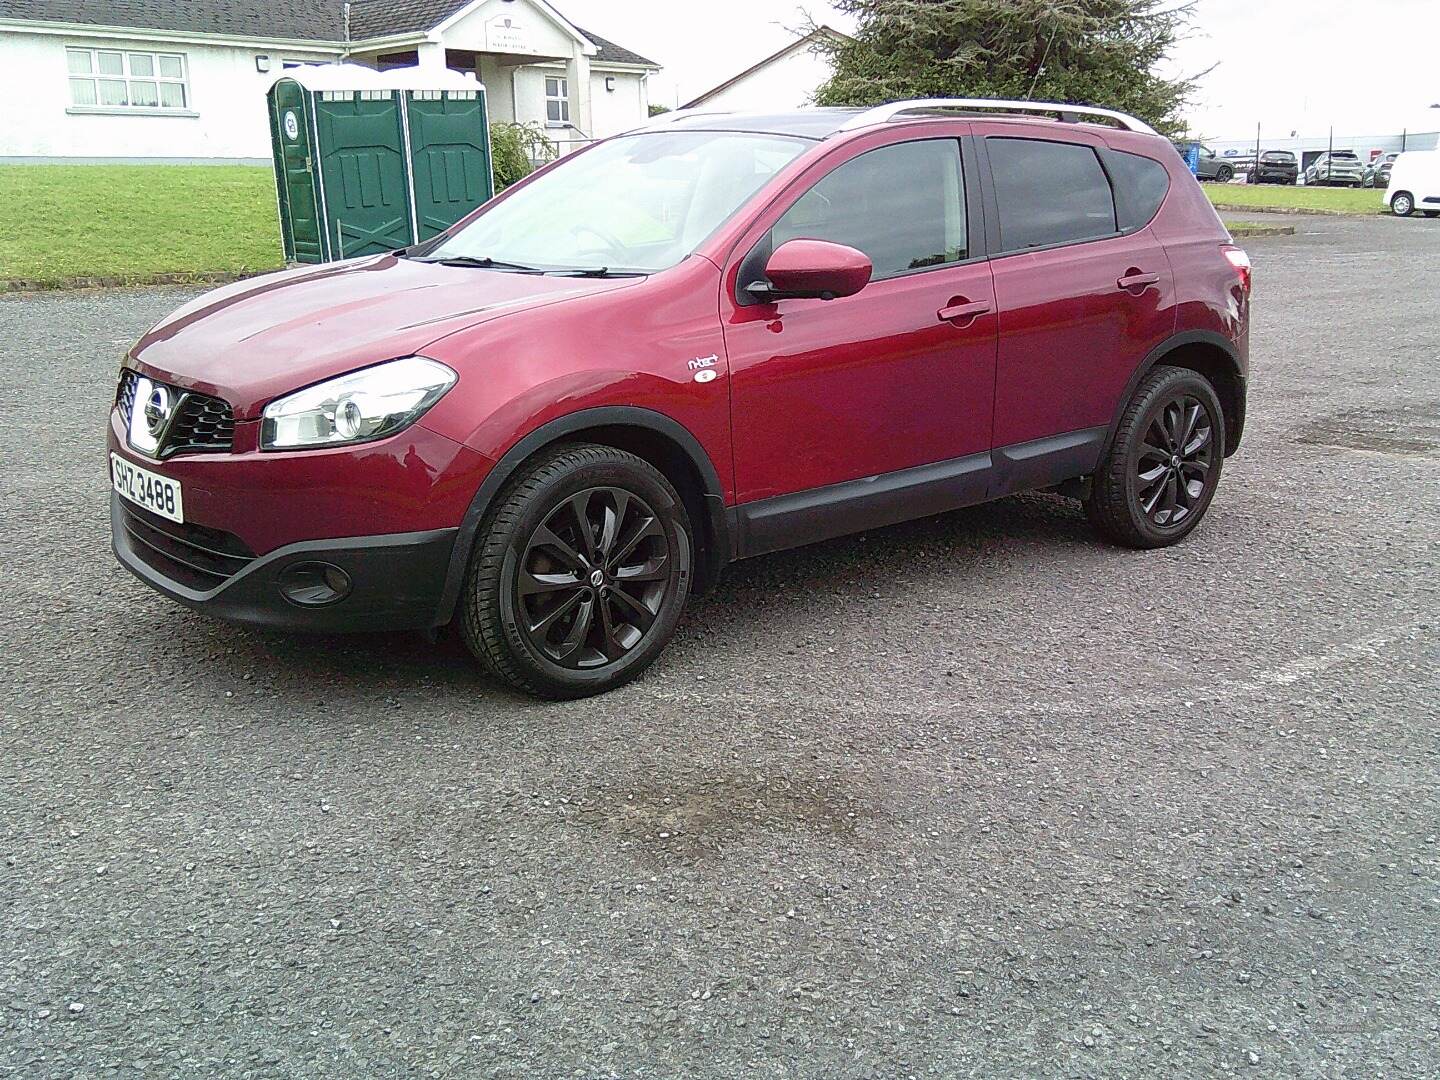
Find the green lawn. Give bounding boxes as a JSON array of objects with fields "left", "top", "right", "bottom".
[
  {"left": 0, "top": 165, "right": 283, "bottom": 286},
  {"left": 1203, "top": 182, "right": 1388, "bottom": 215},
  {"left": 0, "top": 162, "right": 1397, "bottom": 289}
]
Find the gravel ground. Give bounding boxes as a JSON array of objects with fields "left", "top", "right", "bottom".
[{"left": 2, "top": 213, "right": 1438, "bottom": 1079}]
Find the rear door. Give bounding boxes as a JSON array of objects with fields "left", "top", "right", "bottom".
[{"left": 977, "top": 125, "right": 1176, "bottom": 451}]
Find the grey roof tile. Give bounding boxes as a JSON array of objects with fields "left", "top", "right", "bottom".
[
  {"left": 0, "top": 0, "right": 658, "bottom": 65},
  {"left": 0, "top": 0, "right": 344, "bottom": 40}
]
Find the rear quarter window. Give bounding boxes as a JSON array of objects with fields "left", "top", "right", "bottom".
[{"left": 1101, "top": 149, "right": 1171, "bottom": 231}]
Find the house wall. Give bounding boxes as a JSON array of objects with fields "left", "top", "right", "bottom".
[
  {"left": 0, "top": 29, "right": 338, "bottom": 160},
  {"left": 0, "top": 7, "right": 653, "bottom": 162},
  {"left": 691, "top": 42, "right": 834, "bottom": 112},
  {"left": 511, "top": 65, "right": 647, "bottom": 152},
  {"left": 589, "top": 69, "right": 648, "bottom": 140}
]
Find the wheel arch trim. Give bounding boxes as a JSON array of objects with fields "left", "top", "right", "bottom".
[
  {"left": 433, "top": 406, "right": 730, "bottom": 625},
  {"left": 1106, "top": 330, "right": 1246, "bottom": 458}
]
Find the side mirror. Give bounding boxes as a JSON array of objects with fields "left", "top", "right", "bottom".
[{"left": 747, "top": 239, "right": 872, "bottom": 302}]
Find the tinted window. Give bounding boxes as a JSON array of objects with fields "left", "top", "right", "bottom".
[
  {"left": 988, "top": 138, "right": 1117, "bottom": 251},
  {"left": 771, "top": 140, "right": 967, "bottom": 279},
  {"left": 1263, "top": 151, "right": 1295, "bottom": 161},
  {"left": 1104, "top": 149, "right": 1170, "bottom": 231}
]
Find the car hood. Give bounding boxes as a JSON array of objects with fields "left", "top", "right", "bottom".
[{"left": 130, "top": 254, "right": 643, "bottom": 418}]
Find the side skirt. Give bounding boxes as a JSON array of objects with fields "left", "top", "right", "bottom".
[{"left": 730, "top": 426, "right": 1106, "bottom": 560}]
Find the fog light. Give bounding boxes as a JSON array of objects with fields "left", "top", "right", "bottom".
[{"left": 278, "top": 561, "right": 352, "bottom": 606}]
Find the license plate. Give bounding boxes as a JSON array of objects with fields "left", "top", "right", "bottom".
[{"left": 111, "top": 452, "right": 184, "bottom": 523}]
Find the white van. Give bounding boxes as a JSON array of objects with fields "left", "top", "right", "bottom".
[{"left": 1384, "top": 151, "right": 1440, "bottom": 217}]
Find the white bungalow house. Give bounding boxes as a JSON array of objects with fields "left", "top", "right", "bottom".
[
  {"left": 0, "top": 0, "right": 659, "bottom": 162},
  {"left": 681, "top": 26, "right": 850, "bottom": 113}
]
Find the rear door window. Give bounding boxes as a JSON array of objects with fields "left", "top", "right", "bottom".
[
  {"left": 770, "top": 139, "right": 967, "bottom": 279},
  {"left": 1102, "top": 149, "right": 1171, "bottom": 232},
  {"left": 988, "top": 137, "right": 1117, "bottom": 252}
]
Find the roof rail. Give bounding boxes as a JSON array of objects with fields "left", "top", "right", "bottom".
[
  {"left": 624, "top": 107, "right": 734, "bottom": 134},
  {"left": 837, "top": 98, "right": 1160, "bottom": 137}
]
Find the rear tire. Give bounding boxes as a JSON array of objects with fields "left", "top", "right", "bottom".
[
  {"left": 460, "top": 443, "right": 693, "bottom": 699},
  {"left": 1216, "top": 165, "right": 1233, "bottom": 183},
  {"left": 1085, "top": 366, "right": 1226, "bottom": 549},
  {"left": 1391, "top": 191, "right": 1415, "bottom": 217}
]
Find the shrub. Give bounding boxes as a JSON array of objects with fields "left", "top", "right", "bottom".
[{"left": 490, "top": 122, "right": 558, "bottom": 191}]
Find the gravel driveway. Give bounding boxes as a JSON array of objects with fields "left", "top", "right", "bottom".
[{"left": 2, "top": 214, "right": 1438, "bottom": 1079}]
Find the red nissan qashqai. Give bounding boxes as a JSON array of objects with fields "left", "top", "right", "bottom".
[{"left": 109, "top": 99, "right": 1250, "bottom": 699}]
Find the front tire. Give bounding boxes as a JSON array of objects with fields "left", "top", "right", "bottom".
[
  {"left": 1085, "top": 366, "right": 1226, "bottom": 549},
  {"left": 461, "top": 444, "right": 693, "bottom": 699},
  {"left": 1391, "top": 191, "right": 1415, "bottom": 217}
]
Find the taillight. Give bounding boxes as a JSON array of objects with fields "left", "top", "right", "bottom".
[{"left": 1223, "top": 245, "right": 1252, "bottom": 294}]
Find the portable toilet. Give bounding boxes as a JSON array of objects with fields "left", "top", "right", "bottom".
[{"left": 267, "top": 64, "right": 493, "bottom": 264}]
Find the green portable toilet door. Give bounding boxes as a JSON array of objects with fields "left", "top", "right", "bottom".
[
  {"left": 405, "top": 90, "right": 494, "bottom": 241},
  {"left": 270, "top": 81, "right": 326, "bottom": 263},
  {"left": 314, "top": 92, "right": 415, "bottom": 259}
]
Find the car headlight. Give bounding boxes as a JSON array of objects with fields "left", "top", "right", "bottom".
[{"left": 260, "top": 357, "right": 457, "bottom": 450}]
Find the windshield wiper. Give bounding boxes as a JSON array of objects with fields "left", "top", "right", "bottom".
[
  {"left": 544, "top": 266, "right": 645, "bottom": 278},
  {"left": 417, "top": 255, "right": 543, "bottom": 273}
]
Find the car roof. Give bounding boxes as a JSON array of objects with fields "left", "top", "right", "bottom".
[{"left": 644, "top": 107, "right": 1147, "bottom": 142}]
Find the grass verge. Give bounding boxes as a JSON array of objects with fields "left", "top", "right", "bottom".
[
  {"left": 0, "top": 165, "right": 284, "bottom": 288},
  {"left": 1203, "top": 182, "right": 1387, "bottom": 215}
]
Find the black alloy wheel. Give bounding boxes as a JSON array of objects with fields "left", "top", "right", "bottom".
[
  {"left": 1085, "top": 365, "right": 1226, "bottom": 549},
  {"left": 461, "top": 443, "right": 692, "bottom": 699},
  {"left": 1132, "top": 395, "right": 1215, "bottom": 529},
  {"left": 516, "top": 486, "right": 671, "bottom": 669}
]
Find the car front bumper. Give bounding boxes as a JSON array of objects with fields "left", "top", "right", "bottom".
[
  {"left": 107, "top": 408, "right": 494, "bottom": 632},
  {"left": 112, "top": 494, "right": 459, "bottom": 631}
]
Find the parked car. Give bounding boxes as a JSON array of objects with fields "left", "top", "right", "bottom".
[
  {"left": 1363, "top": 152, "right": 1398, "bottom": 188},
  {"left": 1384, "top": 150, "right": 1440, "bottom": 217},
  {"left": 1252, "top": 150, "right": 1299, "bottom": 185},
  {"left": 109, "top": 99, "right": 1251, "bottom": 699},
  {"left": 1172, "top": 141, "right": 1236, "bottom": 182},
  {"left": 1305, "top": 151, "right": 1365, "bottom": 186}
]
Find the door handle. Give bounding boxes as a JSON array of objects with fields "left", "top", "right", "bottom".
[
  {"left": 1117, "top": 270, "right": 1160, "bottom": 291},
  {"left": 937, "top": 298, "right": 992, "bottom": 326}
]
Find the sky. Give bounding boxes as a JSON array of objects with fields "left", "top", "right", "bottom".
[{"left": 573, "top": 0, "right": 1440, "bottom": 140}]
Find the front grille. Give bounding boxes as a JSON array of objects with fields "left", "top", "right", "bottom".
[
  {"left": 120, "top": 503, "right": 255, "bottom": 591},
  {"left": 169, "top": 394, "right": 236, "bottom": 454},
  {"left": 116, "top": 369, "right": 236, "bottom": 456},
  {"left": 116, "top": 369, "right": 138, "bottom": 423}
]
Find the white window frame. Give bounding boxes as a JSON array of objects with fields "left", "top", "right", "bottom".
[
  {"left": 66, "top": 47, "right": 192, "bottom": 113},
  {"left": 544, "top": 75, "right": 570, "bottom": 126}
]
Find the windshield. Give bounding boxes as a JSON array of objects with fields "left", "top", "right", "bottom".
[
  {"left": 1263, "top": 152, "right": 1295, "bottom": 161},
  {"left": 424, "top": 130, "right": 811, "bottom": 274}
]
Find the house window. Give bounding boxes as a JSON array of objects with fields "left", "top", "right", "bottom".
[
  {"left": 67, "top": 48, "right": 188, "bottom": 110},
  {"left": 544, "top": 76, "right": 570, "bottom": 125}
]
